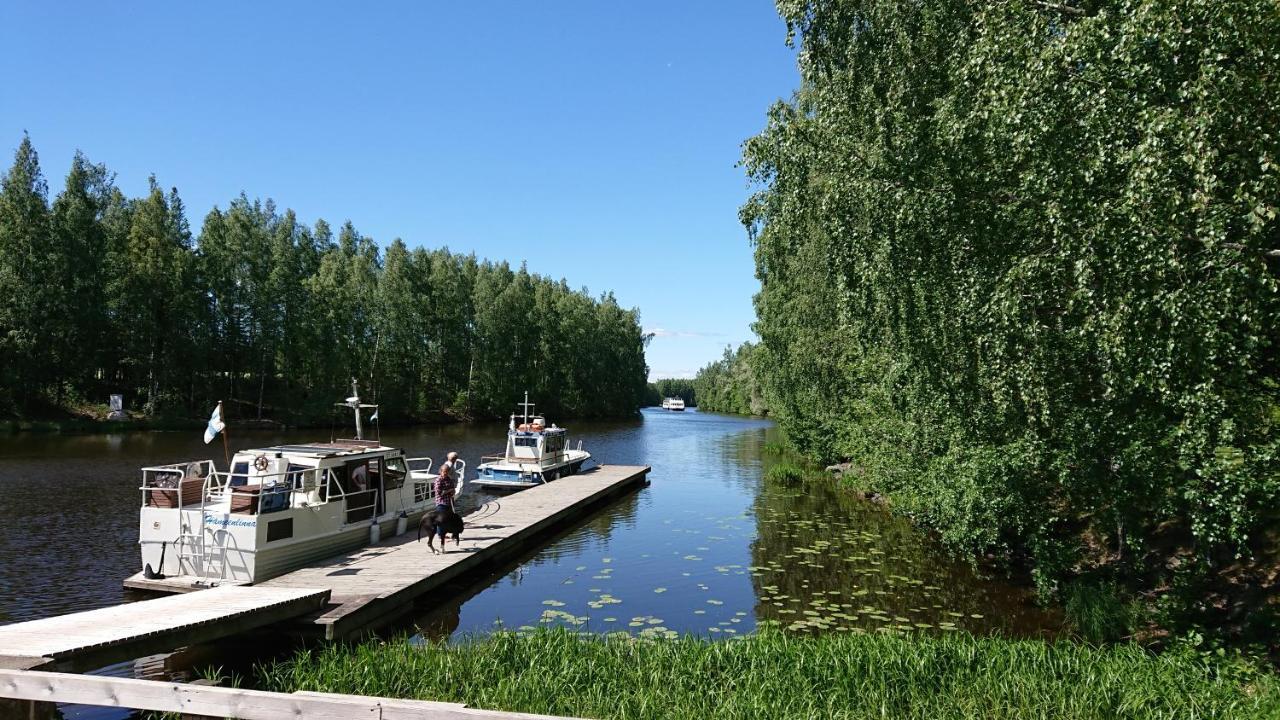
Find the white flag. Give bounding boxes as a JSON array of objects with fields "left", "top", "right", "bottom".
[
  {"left": 370, "top": 408, "right": 379, "bottom": 422},
  {"left": 203, "top": 402, "right": 225, "bottom": 444}
]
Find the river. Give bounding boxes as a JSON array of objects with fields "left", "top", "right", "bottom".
[{"left": 0, "top": 408, "right": 1061, "bottom": 718}]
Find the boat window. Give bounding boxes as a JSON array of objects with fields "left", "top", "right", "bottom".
[
  {"left": 286, "top": 463, "right": 310, "bottom": 490},
  {"left": 329, "top": 465, "right": 349, "bottom": 497},
  {"left": 514, "top": 437, "right": 538, "bottom": 448},
  {"left": 384, "top": 456, "right": 406, "bottom": 490},
  {"left": 230, "top": 461, "right": 250, "bottom": 487}
]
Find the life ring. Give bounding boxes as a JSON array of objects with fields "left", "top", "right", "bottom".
[{"left": 253, "top": 455, "right": 269, "bottom": 472}]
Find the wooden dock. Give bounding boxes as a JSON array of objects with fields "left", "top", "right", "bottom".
[
  {"left": 0, "top": 586, "right": 329, "bottom": 672},
  {"left": 265, "top": 464, "right": 650, "bottom": 638},
  {"left": 0, "top": 464, "right": 646, "bottom": 676}
]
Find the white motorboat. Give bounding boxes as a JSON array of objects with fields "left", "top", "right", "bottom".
[
  {"left": 130, "top": 382, "right": 459, "bottom": 589},
  {"left": 472, "top": 393, "right": 591, "bottom": 490},
  {"left": 665, "top": 397, "right": 686, "bottom": 411}
]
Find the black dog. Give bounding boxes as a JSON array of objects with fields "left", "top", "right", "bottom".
[{"left": 417, "top": 508, "right": 464, "bottom": 553}]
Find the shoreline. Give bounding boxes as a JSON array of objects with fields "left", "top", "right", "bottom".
[{"left": 0, "top": 411, "right": 646, "bottom": 436}]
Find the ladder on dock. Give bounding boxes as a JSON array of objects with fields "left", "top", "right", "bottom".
[{"left": 173, "top": 476, "right": 231, "bottom": 586}]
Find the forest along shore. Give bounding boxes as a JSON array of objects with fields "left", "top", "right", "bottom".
[{"left": 0, "top": 135, "right": 649, "bottom": 427}]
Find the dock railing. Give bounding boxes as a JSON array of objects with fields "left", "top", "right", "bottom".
[{"left": 0, "top": 668, "right": 582, "bottom": 720}]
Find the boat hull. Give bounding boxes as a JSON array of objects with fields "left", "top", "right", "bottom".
[{"left": 472, "top": 455, "right": 588, "bottom": 490}]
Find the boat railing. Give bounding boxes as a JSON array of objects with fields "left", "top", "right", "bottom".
[
  {"left": 406, "top": 456, "right": 434, "bottom": 474},
  {"left": 139, "top": 461, "right": 216, "bottom": 508},
  {"left": 343, "top": 490, "right": 377, "bottom": 524},
  {"left": 203, "top": 467, "right": 304, "bottom": 515},
  {"left": 406, "top": 457, "right": 434, "bottom": 504}
]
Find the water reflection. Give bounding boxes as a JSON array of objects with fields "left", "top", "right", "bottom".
[{"left": 749, "top": 472, "right": 1058, "bottom": 637}]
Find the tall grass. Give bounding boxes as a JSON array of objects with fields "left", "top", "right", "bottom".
[
  {"left": 1064, "top": 581, "right": 1137, "bottom": 644},
  {"left": 764, "top": 462, "right": 806, "bottom": 485},
  {"left": 256, "top": 628, "right": 1280, "bottom": 719}
]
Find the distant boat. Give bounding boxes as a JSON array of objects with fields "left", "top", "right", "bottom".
[
  {"left": 472, "top": 392, "right": 592, "bottom": 490},
  {"left": 664, "top": 397, "right": 686, "bottom": 411}
]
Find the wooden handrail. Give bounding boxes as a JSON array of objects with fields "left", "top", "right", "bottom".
[{"left": 0, "top": 668, "right": 586, "bottom": 720}]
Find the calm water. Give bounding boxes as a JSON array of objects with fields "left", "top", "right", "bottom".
[{"left": 0, "top": 408, "right": 1060, "bottom": 718}]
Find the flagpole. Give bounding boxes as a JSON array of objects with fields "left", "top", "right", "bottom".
[{"left": 218, "top": 401, "right": 230, "bottom": 469}]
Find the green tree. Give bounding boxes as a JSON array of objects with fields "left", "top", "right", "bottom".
[
  {"left": 743, "top": 0, "right": 1280, "bottom": 617},
  {"left": 0, "top": 136, "right": 57, "bottom": 411}
]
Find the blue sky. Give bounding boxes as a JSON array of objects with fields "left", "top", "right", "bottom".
[{"left": 0, "top": 2, "right": 798, "bottom": 380}]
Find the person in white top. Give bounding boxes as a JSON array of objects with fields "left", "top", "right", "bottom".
[{"left": 440, "top": 451, "right": 460, "bottom": 482}]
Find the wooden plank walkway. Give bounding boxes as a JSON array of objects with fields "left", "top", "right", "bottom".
[
  {"left": 265, "top": 464, "right": 650, "bottom": 639},
  {"left": 0, "top": 586, "right": 329, "bottom": 672},
  {"left": 0, "top": 668, "right": 586, "bottom": 719}
]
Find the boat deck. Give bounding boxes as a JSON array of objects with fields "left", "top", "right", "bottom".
[
  {"left": 0, "top": 586, "right": 329, "bottom": 671},
  {"left": 264, "top": 464, "right": 650, "bottom": 638}
]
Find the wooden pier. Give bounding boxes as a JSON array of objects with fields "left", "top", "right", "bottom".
[
  {"left": 0, "top": 586, "right": 329, "bottom": 672},
  {"left": 266, "top": 463, "right": 650, "bottom": 638},
  {"left": 0, "top": 464, "right": 648, "bottom": 677}
]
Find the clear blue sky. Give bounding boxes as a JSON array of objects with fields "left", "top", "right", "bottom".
[{"left": 0, "top": 2, "right": 798, "bottom": 380}]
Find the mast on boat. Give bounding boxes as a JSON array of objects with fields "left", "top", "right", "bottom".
[{"left": 339, "top": 378, "right": 379, "bottom": 441}]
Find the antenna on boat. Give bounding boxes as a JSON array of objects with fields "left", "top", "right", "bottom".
[{"left": 518, "top": 391, "right": 535, "bottom": 426}]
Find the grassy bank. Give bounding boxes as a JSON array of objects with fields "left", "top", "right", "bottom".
[{"left": 255, "top": 628, "right": 1280, "bottom": 719}]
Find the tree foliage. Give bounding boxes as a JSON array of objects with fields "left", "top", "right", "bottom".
[
  {"left": 0, "top": 138, "right": 650, "bottom": 423},
  {"left": 693, "top": 343, "right": 767, "bottom": 416},
  {"left": 647, "top": 378, "right": 697, "bottom": 407},
  {"left": 743, "top": 0, "right": 1280, "bottom": 595}
]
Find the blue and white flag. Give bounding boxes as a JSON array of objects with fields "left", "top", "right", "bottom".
[
  {"left": 203, "top": 402, "right": 225, "bottom": 444},
  {"left": 370, "top": 408, "right": 379, "bottom": 422}
]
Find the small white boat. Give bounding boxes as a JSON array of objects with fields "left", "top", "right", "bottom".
[
  {"left": 472, "top": 393, "right": 591, "bottom": 490},
  {"left": 129, "top": 382, "right": 458, "bottom": 589},
  {"left": 665, "top": 397, "right": 686, "bottom": 411}
]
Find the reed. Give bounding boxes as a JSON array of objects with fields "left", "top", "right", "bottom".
[
  {"left": 256, "top": 628, "right": 1280, "bottom": 719},
  {"left": 1064, "top": 581, "right": 1137, "bottom": 644}
]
